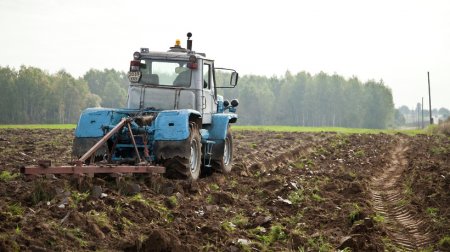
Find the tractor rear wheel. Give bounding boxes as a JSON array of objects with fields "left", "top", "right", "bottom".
[
  {"left": 157, "top": 123, "right": 202, "bottom": 180},
  {"left": 212, "top": 128, "right": 233, "bottom": 173}
]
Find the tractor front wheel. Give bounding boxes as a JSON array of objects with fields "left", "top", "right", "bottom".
[
  {"left": 187, "top": 124, "right": 202, "bottom": 180},
  {"left": 212, "top": 128, "right": 233, "bottom": 173}
]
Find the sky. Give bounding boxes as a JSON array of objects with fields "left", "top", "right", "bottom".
[{"left": 0, "top": 0, "right": 449, "bottom": 109}]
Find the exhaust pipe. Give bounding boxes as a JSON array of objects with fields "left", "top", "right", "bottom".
[{"left": 187, "top": 32, "right": 192, "bottom": 51}]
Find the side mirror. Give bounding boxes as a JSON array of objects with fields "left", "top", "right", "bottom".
[
  {"left": 230, "top": 72, "right": 238, "bottom": 87},
  {"left": 215, "top": 68, "right": 239, "bottom": 88}
]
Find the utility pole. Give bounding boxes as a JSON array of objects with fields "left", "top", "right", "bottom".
[
  {"left": 428, "top": 72, "right": 433, "bottom": 124},
  {"left": 417, "top": 103, "right": 420, "bottom": 129},
  {"left": 421, "top": 97, "right": 424, "bottom": 128}
]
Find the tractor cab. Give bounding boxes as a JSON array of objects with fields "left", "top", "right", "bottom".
[{"left": 127, "top": 33, "right": 238, "bottom": 124}]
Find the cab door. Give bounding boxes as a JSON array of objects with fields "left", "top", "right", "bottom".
[{"left": 202, "top": 61, "right": 215, "bottom": 124}]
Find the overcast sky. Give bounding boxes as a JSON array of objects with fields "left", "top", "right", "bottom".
[{"left": 0, "top": 0, "right": 449, "bottom": 109}]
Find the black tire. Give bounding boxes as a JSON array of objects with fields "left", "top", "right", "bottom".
[
  {"left": 157, "top": 123, "right": 202, "bottom": 180},
  {"left": 212, "top": 128, "right": 233, "bottom": 173},
  {"left": 72, "top": 137, "right": 107, "bottom": 164},
  {"left": 186, "top": 124, "right": 202, "bottom": 180}
]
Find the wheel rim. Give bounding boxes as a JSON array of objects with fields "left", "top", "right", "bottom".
[
  {"left": 223, "top": 137, "right": 231, "bottom": 165},
  {"left": 189, "top": 139, "right": 199, "bottom": 174}
]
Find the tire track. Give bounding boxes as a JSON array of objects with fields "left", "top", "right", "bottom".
[
  {"left": 238, "top": 134, "right": 331, "bottom": 174},
  {"left": 370, "top": 138, "right": 433, "bottom": 251}
]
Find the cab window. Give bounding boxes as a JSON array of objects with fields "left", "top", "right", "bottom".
[
  {"left": 139, "top": 59, "right": 191, "bottom": 87},
  {"left": 203, "top": 63, "right": 211, "bottom": 89}
]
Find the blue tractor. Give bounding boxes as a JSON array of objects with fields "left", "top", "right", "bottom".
[{"left": 70, "top": 33, "right": 239, "bottom": 180}]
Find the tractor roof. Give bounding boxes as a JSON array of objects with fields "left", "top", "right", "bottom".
[
  {"left": 138, "top": 34, "right": 208, "bottom": 61},
  {"left": 139, "top": 50, "right": 208, "bottom": 61}
]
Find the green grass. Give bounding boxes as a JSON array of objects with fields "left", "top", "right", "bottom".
[
  {"left": 0, "top": 171, "right": 19, "bottom": 182},
  {"left": 439, "top": 235, "right": 450, "bottom": 248},
  {"left": 0, "top": 124, "right": 426, "bottom": 135},
  {"left": 255, "top": 224, "right": 287, "bottom": 245},
  {"left": 349, "top": 203, "right": 361, "bottom": 223},
  {"left": 0, "top": 124, "right": 76, "bottom": 129},
  {"left": 233, "top": 125, "right": 424, "bottom": 135},
  {"left": 87, "top": 210, "right": 111, "bottom": 229},
  {"left": 209, "top": 183, "right": 220, "bottom": 191},
  {"left": 7, "top": 203, "right": 25, "bottom": 216},
  {"left": 372, "top": 213, "right": 385, "bottom": 223}
]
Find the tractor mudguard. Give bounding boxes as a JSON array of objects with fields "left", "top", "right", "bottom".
[
  {"left": 207, "top": 113, "right": 238, "bottom": 160},
  {"left": 74, "top": 108, "right": 132, "bottom": 138},
  {"left": 207, "top": 113, "right": 238, "bottom": 140},
  {"left": 73, "top": 108, "right": 135, "bottom": 157},
  {"left": 153, "top": 109, "right": 201, "bottom": 141},
  {"left": 153, "top": 109, "right": 201, "bottom": 161}
]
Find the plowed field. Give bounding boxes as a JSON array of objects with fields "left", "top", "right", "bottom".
[{"left": 0, "top": 129, "right": 449, "bottom": 251}]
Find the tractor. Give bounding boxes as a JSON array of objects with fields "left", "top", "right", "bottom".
[{"left": 22, "top": 33, "right": 239, "bottom": 180}]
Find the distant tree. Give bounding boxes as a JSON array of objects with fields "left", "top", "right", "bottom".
[
  {"left": 341, "top": 77, "right": 363, "bottom": 128},
  {"left": 235, "top": 75, "right": 275, "bottom": 125},
  {"left": 438, "top": 107, "right": 450, "bottom": 119},
  {"left": 84, "top": 69, "right": 128, "bottom": 108},
  {"left": 0, "top": 67, "right": 18, "bottom": 123},
  {"left": 361, "top": 80, "right": 394, "bottom": 129},
  {"left": 394, "top": 109, "right": 406, "bottom": 127},
  {"left": 223, "top": 71, "right": 394, "bottom": 128},
  {"left": 0, "top": 66, "right": 104, "bottom": 124},
  {"left": 398, "top": 105, "right": 410, "bottom": 115},
  {"left": 432, "top": 108, "right": 439, "bottom": 115},
  {"left": 16, "top": 66, "right": 53, "bottom": 123},
  {"left": 52, "top": 70, "right": 96, "bottom": 123}
]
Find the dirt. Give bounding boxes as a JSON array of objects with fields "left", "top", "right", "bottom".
[
  {"left": 370, "top": 139, "right": 433, "bottom": 251},
  {"left": 0, "top": 129, "right": 449, "bottom": 251}
]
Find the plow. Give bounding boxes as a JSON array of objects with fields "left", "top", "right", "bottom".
[{"left": 21, "top": 117, "right": 165, "bottom": 177}]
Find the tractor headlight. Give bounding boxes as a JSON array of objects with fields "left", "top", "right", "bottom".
[{"left": 133, "top": 51, "right": 141, "bottom": 60}]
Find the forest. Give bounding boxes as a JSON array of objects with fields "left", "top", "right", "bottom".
[
  {"left": 0, "top": 65, "right": 432, "bottom": 129},
  {"left": 0, "top": 67, "right": 127, "bottom": 124},
  {"left": 220, "top": 71, "right": 395, "bottom": 128}
]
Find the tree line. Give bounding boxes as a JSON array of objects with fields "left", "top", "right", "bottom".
[
  {"left": 0, "top": 66, "right": 127, "bottom": 124},
  {"left": 0, "top": 66, "right": 396, "bottom": 128},
  {"left": 221, "top": 71, "right": 395, "bottom": 128}
]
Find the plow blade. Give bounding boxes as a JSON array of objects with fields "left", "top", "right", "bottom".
[{"left": 21, "top": 164, "right": 165, "bottom": 175}]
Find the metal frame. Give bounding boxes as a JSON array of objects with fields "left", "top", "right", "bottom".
[
  {"left": 21, "top": 117, "right": 165, "bottom": 176},
  {"left": 21, "top": 165, "right": 165, "bottom": 175}
]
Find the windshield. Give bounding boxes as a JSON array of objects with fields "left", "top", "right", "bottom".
[{"left": 139, "top": 59, "right": 192, "bottom": 87}]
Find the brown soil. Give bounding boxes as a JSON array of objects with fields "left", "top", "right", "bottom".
[
  {"left": 0, "top": 129, "right": 448, "bottom": 251},
  {"left": 370, "top": 138, "right": 433, "bottom": 250}
]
